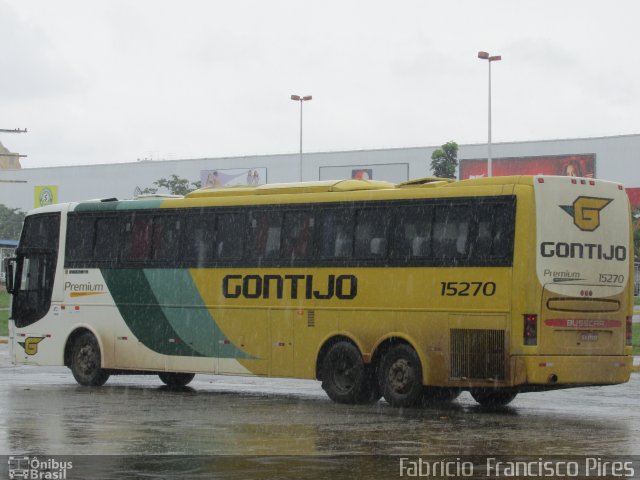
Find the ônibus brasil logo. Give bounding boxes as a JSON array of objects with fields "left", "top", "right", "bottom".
[
  {"left": 560, "top": 196, "right": 612, "bottom": 232},
  {"left": 8, "top": 456, "right": 73, "bottom": 479}
]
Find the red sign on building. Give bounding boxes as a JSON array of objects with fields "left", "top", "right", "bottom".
[{"left": 459, "top": 154, "right": 596, "bottom": 180}]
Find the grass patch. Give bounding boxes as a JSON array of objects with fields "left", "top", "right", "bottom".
[
  {"left": 0, "top": 286, "right": 8, "bottom": 337},
  {"left": 635, "top": 297, "right": 640, "bottom": 305}
]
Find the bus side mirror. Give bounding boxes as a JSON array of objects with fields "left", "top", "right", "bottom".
[{"left": 4, "top": 258, "right": 16, "bottom": 294}]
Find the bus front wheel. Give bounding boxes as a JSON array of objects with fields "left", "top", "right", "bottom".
[
  {"left": 321, "top": 341, "right": 378, "bottom": 404},
  {"left": 158, "top": 372, "right": 196, "bottom": 387},
  {"left": 379, "top": 344, "right": 423, "bottom": 408},
  {"left": 70, "top": 332, "right": 110, "bottom": 386},
  {"left": 470, "top": 388, "right": 517, "bottom": 406}
]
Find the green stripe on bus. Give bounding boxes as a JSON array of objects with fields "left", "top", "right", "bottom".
[
  {"left": 74, "top": 199, "right": 165, "bottom": 212},
  {"left": 142, "top": 269, "right": 252, "bottom": 359},
  {"left": 101, "top": 268, "right": 204, "bottom": 357}
]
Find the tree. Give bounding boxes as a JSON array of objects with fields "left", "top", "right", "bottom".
[
  {"left": 140, "top": 174, "right": 201, "bottom": 196},
  {"left": 0, "top": 204, "right": 25, "bottom": 240},
  {"left": 430, "top": 141, "right": 458, "bottom": 179},
  {"left": 633, "top": 207, "right": 640, "bottom": 261}
]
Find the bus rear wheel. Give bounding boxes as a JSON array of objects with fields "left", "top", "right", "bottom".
[
  {"left": 70, "top": 332, "right": 110, "bottom": 386},
  {"left": 321, "top": 341, "right": 379, "bottom": 404},
  {"left": 158, "top": 372, "right": 195, "bottom": 387},
  {"left": 470, "top": 388, "right": 517, "bottom": 406},
  {"left": 379, "top": 344, "right": 423, "bottom": 408}
]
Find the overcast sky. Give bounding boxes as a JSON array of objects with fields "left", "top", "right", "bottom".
[{"left": 0, "top": 0, "right": 639, "bottom": 168}]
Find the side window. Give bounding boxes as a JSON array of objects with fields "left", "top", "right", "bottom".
[
  {"left": 185, "top": 213, "right": 217, "bottom": 264},
  {"left": 66, "top": 215, "right": 124, "bottom": 264},
  {"left": 66, "top": 216, "right": 95, "bottom": 261},
  {"left": 94, "top": 218, "right": 121, "bottom": 262},
  {"left": 282, "top": 211, "right": 314, "bottom": 260},
  {"left": 152, "top": 216, "right": 181, "bottom": 261},
  {"left": 390, "top": 205, "right": 433, "bottom": 258},
  {"left": 492, "top": 203, "right": 515, "bottom": 257},
  {"left": 354, "top": 208, "right": 389, "bottom": 258},
  {"left": 473, "top": 202, "right": 515, "bottom": 260},
  {"left": 432, "top": 205, "right": 470, "bottom": 258},
  {"left": 121, "top": 216, "right": 153, "bottom": 261},
  {"left": 249, "top": 211, "right": 282, "bottom": 260},
  {"left": 216, "top": 213, "right": 245, "bottom": 259},
  {"left": 318, "top": 209, "right": 354, "bottom": 259}
]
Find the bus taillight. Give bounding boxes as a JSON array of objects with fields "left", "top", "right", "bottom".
[
  {"left": 524, "top": 314, "right": 538, "bottom": 345},
  {"left": 626, "top": 316, "right": 633, "bottom": 347}
]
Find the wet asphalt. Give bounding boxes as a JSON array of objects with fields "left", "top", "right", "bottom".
[{"left": 1, "top": 342, "right": 639, "bottom": 479}]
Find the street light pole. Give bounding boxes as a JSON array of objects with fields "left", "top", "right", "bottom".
[
  {"left": 477, "top": 51, "right": 501, "bottom": 177},
  {"left": 290, "top": 94, "right": 312, "bottom": 181}
]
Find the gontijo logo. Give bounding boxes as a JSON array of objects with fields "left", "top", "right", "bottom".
[
  {"left": 17, "top": 337, "right": 45, "bottom": 355},
  {"left": 540, "top": 195, "right": 626, "bottom": 261},
  {"left": 560, "top": 196, "right": 612, "bottom": 232}
]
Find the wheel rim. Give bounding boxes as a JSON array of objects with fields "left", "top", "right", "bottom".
[
  {"left": 387, "top": 358, "right": 414, "bottom": 394},
  {"left": 332, "top": 358, "right": 356, "bottom": 393},
  {"left": 77, "top": 343, "right": 97, "bottom": 376}
]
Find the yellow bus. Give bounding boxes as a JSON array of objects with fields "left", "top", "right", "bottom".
[{"left": 5, "top": 175, "right": 633, "bottom": 407}]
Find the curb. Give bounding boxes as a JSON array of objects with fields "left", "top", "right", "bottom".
[{"left": 0, "top": 338, "right": 7, "bottom": 344}]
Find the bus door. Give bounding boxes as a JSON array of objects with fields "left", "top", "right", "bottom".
[{"left": 6, "top": 213, "right": 61, "bottom": 364}]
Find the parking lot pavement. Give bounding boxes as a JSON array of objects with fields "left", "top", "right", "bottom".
[{"left": 0, "top": 340, "right": 9, "bottom": 366}]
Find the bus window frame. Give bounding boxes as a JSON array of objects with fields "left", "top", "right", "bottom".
[{"left": 63, "top": 196, "right": 516, "bottom": 270}]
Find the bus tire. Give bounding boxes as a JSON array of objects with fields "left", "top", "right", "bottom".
[
  {"left": 422, "top": 387, "right": 462, "bottom": 404},
  {"left": 70, "top": 332, "right": 110, "bottom": 386},
  {"left": 321, "top": 341, "right": 368, "bottom": 404},
  {"left": 470, "top": 388, "right": 517, "bottom": 406},
  {"left": 379, "top": 344, "right": 423, "bottom": 408},
  {"left": 158, "top": 372, "right": 196, "bottom": 387}
]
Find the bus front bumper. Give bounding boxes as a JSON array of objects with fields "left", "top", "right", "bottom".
[{"left": 515, "top": 355, "right": 632, "bottom": 386}]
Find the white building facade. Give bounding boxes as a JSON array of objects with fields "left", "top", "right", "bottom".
[{"left": 1, "top": 134, "right": 639, "bottom": 212}]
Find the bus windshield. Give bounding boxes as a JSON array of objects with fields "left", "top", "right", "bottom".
[{"left": 10, "top": 213, "right": 60, "bottom": 327}]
